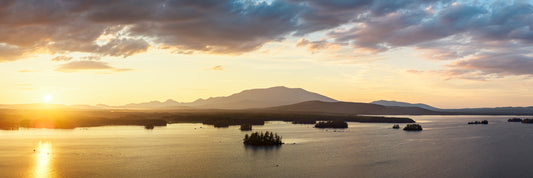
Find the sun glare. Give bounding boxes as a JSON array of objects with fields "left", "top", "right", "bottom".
[
  {"left": 43, "top": 95, "right": 52, "bottom": 103},
  {"left": 32, "top": 141, "right": 54, "bottom": 178}
]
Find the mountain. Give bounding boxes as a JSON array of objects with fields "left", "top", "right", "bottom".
[
  {"left": 188, "top": 86, "right": 338, "bottom": 109},
  {"left": 371, "top": 100, "right": 440, "bottom": 111},
  {"left": 266, "top": 101, "right": 446, "bottom": 115},
  {"left": 120, "top": 99, "right": 183, "bottom": 109},
  {"left": 107, "top": 86, "right": 337, "bottom": 109}
]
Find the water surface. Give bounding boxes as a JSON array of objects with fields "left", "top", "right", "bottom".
[{"left": 1, "top": 115, "right": 533, "bottom": 177}]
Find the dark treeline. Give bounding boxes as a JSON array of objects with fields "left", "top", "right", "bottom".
[
  {"left": 292, "top": 119, "right": 317, "bottom": 124},
  {"left": 240, "top": 123, "right": 252, "bottom": 131},
  {"left": 507, "top": 117, "right": 533, "bottom": 124},
  {"left": 0, "top": 109, "right": 414, "bottom": 130},
  {"left": 467, "top": 120, "right": 488, "bottom": 124},
  {"left": 162, "top": 111, "right": 414, "bottom": 127},
  {"left": 0, "top": 109, "right": 167, "bottom": 130},
  {"left": 508, "top": 118, "right": 523, "bottom": 122},
  {"left": 15, "top": 117, "right": 167, "bottom": 130},
  {"left": 314, "top": 120, "right": 348, "bottom": 128}
]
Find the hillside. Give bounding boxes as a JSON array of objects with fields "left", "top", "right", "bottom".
[
  {"left": 266, "top": 101, "right": 446, "bottom": 115},
  {"left": 371, "top": 100, "right": 440, "bottom": 111}
]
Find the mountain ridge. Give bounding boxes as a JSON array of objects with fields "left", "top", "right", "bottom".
[
  {"left": 102, "top": 86, "right": 338, "bottom": 109},
  {"left": 2, "top": 86, "right": 532, "bottom": 115},
  {"left": 370, "top": 100, "right": 440, "bottom": 111},
  {"left": 265, "top": 100, "right": 446, "bottom": 115}
]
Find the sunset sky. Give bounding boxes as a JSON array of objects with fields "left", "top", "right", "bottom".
[{"left": 1, "top": 0, "right": 533, "bottom": 108}]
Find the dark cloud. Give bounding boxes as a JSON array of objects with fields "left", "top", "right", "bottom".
[
  {"left": 96, "top": 38, "right": 149, "bottom": 57},
  {"left": 0, "top": 44, "right": 26, "bottom": 62},
  {"left": 1, "top": 0, "right": 446, "bottom": 61},
  {"left": 0, "top": 0, "right": 306, "bottom": 61},
  {"left": 0, "top": 0, "right": 532, "bottom": 80},
  {"left": 291, "top": 0, "right": 444, "bottom": 35},
  {"left": 325, "top": 3, "right": 491, "bottom": 52},
  {"left": 446, "top": 53, "right": 533, "bottom": 79},
  {"left": 55, "top": 60, "right": 132, "bottom": 72},
  {"left": 0, "top": 0, "right": 456, "bottom": 61},
  {"left": 129, "top": 0, "right": 303, "bottom": 54},
  {"left": 304, "top": 1, "right": 533, "bottom": 79}
]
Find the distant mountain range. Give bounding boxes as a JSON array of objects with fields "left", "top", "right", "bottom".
[
  {"left": 371, "top": 100, "right": 533, "bottom": 115},
  {"left": 370, "top": 100, "right": 440, "bottom": 111},
  {"left": 443, "top": 107, "right": 533, "bottom": 115},
  {"left": 186, "top": 86, "right": 337, "bottom": 109},
  {"left": 97, "top": 99, "right": 188, "bottom": 110},
  {"left": 99, "top": 86, "right": 337, "bottom": 109},
  {"left": 1, "top": 86, "right": 532, "bottom": 115}
]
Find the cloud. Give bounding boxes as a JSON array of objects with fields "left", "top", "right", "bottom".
[
  {"left": 16, "top": 83, "right": 34, "bottom": 90},
  {"left": 129, "top": 0, "right": 304, "bottom": 54},
  {"left": 406, "top": 70, "right": 423, "bottom": 74},
  {"left": 408, "top": 52, "right": 533, "bottom": 81},
  {"left": 206, "top": 65, "right": 224, "bottom": 71},
  {"left": 96, "top": 38, "right": 150, "bottom": 57},
  {"left": 296, "top": 38, "right": 340, "bottom": 53},
  {"left": 289, "top": 0, "right": 442, "bottom": 35},
  {"left": 0, "top": 0, "right": 444, "bottom": 61},
  {"left": 0, "top": 0, "right": 531, "bottom": 80},
  {"left": 444, "top": 53, "right": 533, "bottom": 79},
  {"left": 18, "top": 69, "right": 39, "bottom": 73},
  {"left": 0, "top": 44, "right": 26, "bottom": 62},
  {"left": 51, "top": 56, "right": 73, "bottom": 62},
  {"left": 55, "top": 61, "right": 132, "bottom": 73},
  {"left": 80, "top": 56, "right": 101, "bottom": 61},
  {"left": 317, "top": 1, "right": 533, "bottom": 79},
  {"left": 408, "top": 69, "right": 499, "bottom": 81},
  {"left": 0, "top": 0, "right": 305, "bottom": 60}
]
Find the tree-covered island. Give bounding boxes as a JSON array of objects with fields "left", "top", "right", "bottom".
[{"left": 243, "top": 131, "right": 283, "bottom": 146}]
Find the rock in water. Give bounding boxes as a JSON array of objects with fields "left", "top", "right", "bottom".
[{"left": 403, "top": 124, "right": 422, "bottom": 131}]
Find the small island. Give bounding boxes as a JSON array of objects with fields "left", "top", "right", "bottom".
[
  {"left": 144, "top": 124, "right": 155, "bottom": 129},
  {"left": 392, "top": 124, "right": 400, "bottom": 129},
  {"left": 508, "top": 118, "right": 523, "bottom": 122},
  {"left": 403, "top": 124, "right": 422, "bottom": 131},
  {"left": 240, "top": 123, "right": 252, "bottom": 131},
  {"left": 314, "top": 120, "right": 348, "bottom": 128},
  {"left": 522, "top": 119, "right": 533, "bottom": 124},
  {"left": 243, "top": 131, "right": 283, "bottom": 146},
  {"left": 468, "top": 120, "right": 488, "bottom": 124}
]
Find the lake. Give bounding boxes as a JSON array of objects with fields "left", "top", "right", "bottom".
[{"left": 1, "top": 115, "right": 533, "bottom": 178}]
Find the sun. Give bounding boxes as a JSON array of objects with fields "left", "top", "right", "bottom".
[{"left": 43, "top": 94, "right": 52, "bottom": 103}]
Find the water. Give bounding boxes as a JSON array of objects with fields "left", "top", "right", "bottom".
[{"left": 1, "top": 115, "right": 533, "bottom": 178}]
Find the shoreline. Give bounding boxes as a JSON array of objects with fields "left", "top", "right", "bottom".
[{"left": 0, "top": 109, "right": 414, "bottom": 130}]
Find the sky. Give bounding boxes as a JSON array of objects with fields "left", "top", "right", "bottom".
[{"left": 1, "top": 0, "right": 533, "bottom": 108}]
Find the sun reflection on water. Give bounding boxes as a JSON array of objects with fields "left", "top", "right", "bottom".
[{"left": 32, "top": 141, "right": 55, "bottom": 178}]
